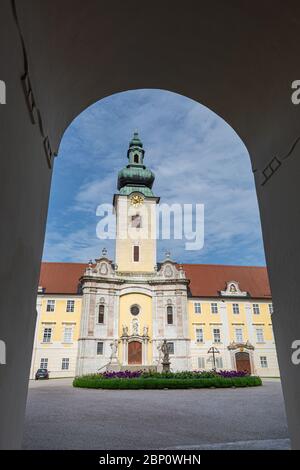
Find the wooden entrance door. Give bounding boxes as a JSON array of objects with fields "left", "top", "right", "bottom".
[
  {"left": 128, "top": 341, "right": 142, "bottom": 365},
  {"left": 235, "top": 352, "right": 251, "bottom": 374}
]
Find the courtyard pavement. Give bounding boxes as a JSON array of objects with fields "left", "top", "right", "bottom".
[{"left": 22, "top": 378, "right": 290, "bottom": 450}]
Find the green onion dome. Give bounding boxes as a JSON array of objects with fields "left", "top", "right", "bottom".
[{"left": 117, "top": 131, "right": 156, "bottom": 196}]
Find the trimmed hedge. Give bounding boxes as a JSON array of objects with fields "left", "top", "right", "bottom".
[{"left": 73, "top": 375, "right": 262, "bottom": 390}]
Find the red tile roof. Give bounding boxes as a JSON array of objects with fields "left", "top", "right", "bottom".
[
  {"left": 39, "top": 262, "right": 87, "bottom": 294},
  {"left": 182, "top": 264, "right": 271, "bottom": 299},
  {"left": 39, "top": 262, "right": 271, "bottom": 299}
]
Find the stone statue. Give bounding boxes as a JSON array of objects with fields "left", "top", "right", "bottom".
[
  {"left": 156, "top": 340, "right": 163, "bottom": 365},
  {"left": 122, "top": 325, "right": 128, "bottom": 336},
  {"left": 109, "top": 339, "right": 118, "bottom": 360},
  {"left": 161, "top": 339, "right": 170, "bottom": 363},
  {"left": 160, "top": 339, "right": 171, "bottom": 372},
  {"left": 143, "top": 326, "right": 149, "bottom": 336},
  {"left": 132, "top": 318, "right": 139, "bottom": 335}
]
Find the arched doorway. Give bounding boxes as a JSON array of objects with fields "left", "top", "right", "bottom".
[
  {"left": 235, "top": 352, "right": 251, "bottom": 374},
  {"left": 128, "top": 341, "right": 142, "bottom": 365}
]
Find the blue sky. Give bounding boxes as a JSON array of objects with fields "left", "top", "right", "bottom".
[{"left": 42, "top": 89, "right": 265, "bottom": 266}]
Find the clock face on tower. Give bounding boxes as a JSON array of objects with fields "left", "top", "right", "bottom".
[{"left": 130, "top": 194, "right": 144, "bottom": 207}]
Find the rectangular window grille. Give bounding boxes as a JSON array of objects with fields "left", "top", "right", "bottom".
[
  {"left": 46, "top": 299, "right": 55, "bottom": 312},
  {"left": 43, "top": 328, "right": 52, "bottom": 343}
]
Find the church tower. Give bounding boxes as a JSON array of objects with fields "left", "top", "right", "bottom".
[{"left": 113, "top": 132, "right": 159, "bottom": 272}]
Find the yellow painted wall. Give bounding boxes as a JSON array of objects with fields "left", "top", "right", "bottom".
[
  {"left": 251, "top": 302, "right": 273, "bottom": 341},
  {"left": 118, "top": 293, "right": 153, "bottom": 363},
  {"left": 227, "top": 302, "right": 248, "bottom": 341},
  {"left": 38, "top": 296, "right": 82, "bottom": 348},
  {"left": 188, "top": 301, "right": 222, "bottom": 342},
  {"left": 188, "top": 299, "right": 273, "bottom": 344}
]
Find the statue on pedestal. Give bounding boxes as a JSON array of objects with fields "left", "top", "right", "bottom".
[
  {"left": 109, "top": 339, "right": 119, "bottom": 363},
  {"left": 161, "top": 339, "right": 171, "bottom": 372}
]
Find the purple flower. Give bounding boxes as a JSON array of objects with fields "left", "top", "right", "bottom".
[{"left": 99, "top": 370, "right": 143, "bottom": 379}]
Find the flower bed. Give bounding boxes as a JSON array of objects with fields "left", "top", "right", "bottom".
[{"left": 73, "top": 370, "right": 262, "bottom": 389}]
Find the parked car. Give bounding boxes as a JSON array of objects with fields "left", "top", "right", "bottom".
[{"left": 35, "top": 368, "right": 49, "bottom": 380}]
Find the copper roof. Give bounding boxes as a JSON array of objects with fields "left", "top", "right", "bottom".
[{"left": 39, "top": 262, "right": 271, "bottom": 299}]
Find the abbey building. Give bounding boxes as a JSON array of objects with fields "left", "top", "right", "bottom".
[{"left": 30, "top": 133, "right": 280, "bottom": 378}]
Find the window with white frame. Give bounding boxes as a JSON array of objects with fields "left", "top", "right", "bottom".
[
  {"left": 260, "top": 356, "right": 268, "bottom": 368},
  {"left": 198, "top": 357, "right": 205, "bottom": 369},
  {"left": 40, "top": 358, "right": 48, "bottom": 369},
  {"left": 167, "top": 342, "right": 174, "bottom": 354},
  {"left": 196, "top": 328, "right": 204, "bottom": 343},
  {"left": 43, "top": 327, "right": 52, "bottom": 343},
  {"left": 215, "top": 356, "right": 223, "bottom": 369},
  {"left": 97, "top": 341, "right": 104, "bottom": 355},
  {"left": 61, "top": 358, "right": 70, "bottom": 370},
  {"left": 194, "top": 302, "right": 201, "bottom": 313},
  {"left": 46, "top": 299, "right": 55, "bottom": 312},
  {"left": 211, "top": 303, "right": 218, "bottom": 314},
  {"left": 253, "top": 303, "right": 260, "bottom": 314},
  {"left": 66, "top": 300, "right": 75, "bottom": 312},
  {"left": 256, "top": 328, "right": 264, "bottom": 343},
  {"left": 213, "top": 328, "right": 221, "bottom": 343},
  {"left": 268, "top": 303, "right": 273, "bottom": 315},
  {"left": 232, "top": 303, "right": 240, "bottom": 314},
  {"left": 235, "top": 328, "right": 243, "bottom": 343},
  {"left": 63, "top": 327, "right": 73, "bottom": 343}
]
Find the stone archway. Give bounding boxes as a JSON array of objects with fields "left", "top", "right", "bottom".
[{"left": 2, "top": 0, "right": 300, "bottom": 449}]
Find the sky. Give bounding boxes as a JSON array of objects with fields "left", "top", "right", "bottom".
[{"left": 42, "top": 89, "right": 266, "bottom": 266}]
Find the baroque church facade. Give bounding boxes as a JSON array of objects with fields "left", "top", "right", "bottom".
[{"left": 30, "top": 133, "right": 280, "bottom": 378}]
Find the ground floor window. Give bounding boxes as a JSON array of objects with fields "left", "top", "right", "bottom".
[
  {"left": 260, "top": 356, "right": 268, "bottom": 368},
  {"left": 97, "top": 341, "right": 104, "bottom": 355},
  {"left": 215, "top": 356, "right": 223, "bottom": 369},
  {"left": 40, "top": 358, "right": 48, "bottom": 369},
  {"left": 62, "top": 358, "right": 70, "bottom": 370},
  {"left": 167, "top": 342, "right": 174, "bottom": 354},
  {"left": 198, "top": 357, "right": 205, "bottom": 369}
]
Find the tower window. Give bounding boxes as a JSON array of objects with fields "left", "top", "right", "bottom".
[
  {"left": 131, "top": 214, "right": 142, "bottom": 228},
  {"left": 133, "top": 245, "right": 139, "bottom": 262},
  {"left": 167, "top": 305, "right": 173, "bottom": 325},
  {"left": 98, "top": 304, "right": 105, "bottom": 324},
  {"left": 134, "top": 154, "right": 139, "bottom": 163}
]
